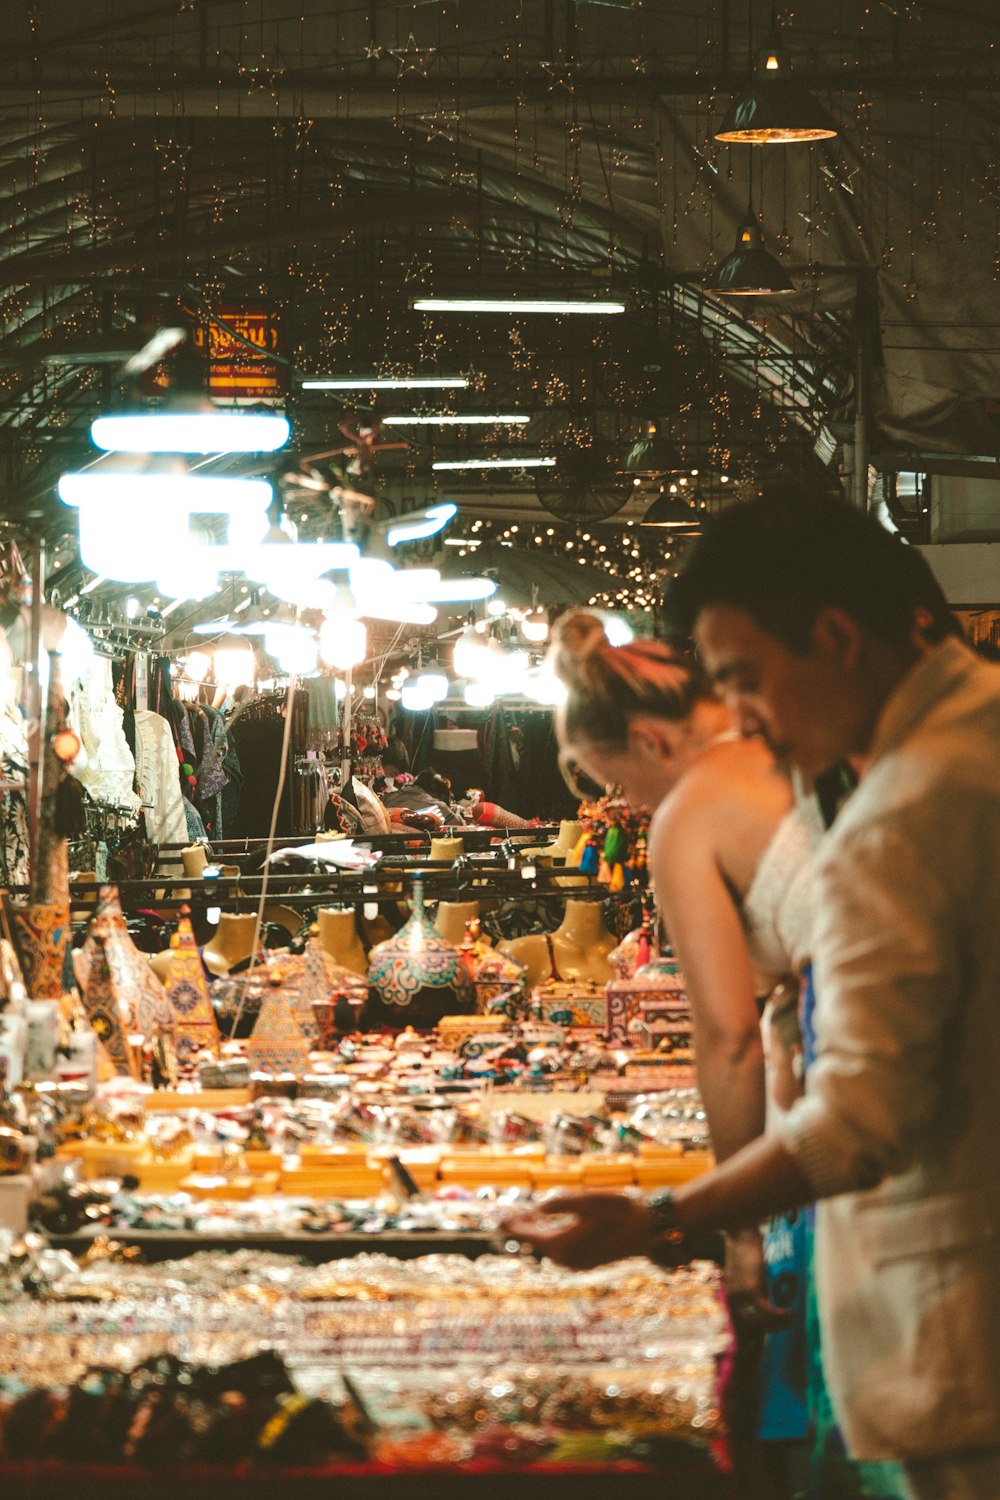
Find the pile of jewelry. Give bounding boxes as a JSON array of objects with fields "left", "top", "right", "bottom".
[{"left": 0, "top": 1239, "right": 729, "bottom": 1468}]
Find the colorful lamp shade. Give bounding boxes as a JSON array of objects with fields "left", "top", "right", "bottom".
[{"left": 368, "top": 877, "right": 474, "bottom": 1025}]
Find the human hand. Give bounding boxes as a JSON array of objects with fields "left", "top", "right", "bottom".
[
  {"left": 724, "top": 1226, "right": 791, "bottom": 1333},
  {"left": 500, "top": 1191, "right": 655, "bottom": 1271}
]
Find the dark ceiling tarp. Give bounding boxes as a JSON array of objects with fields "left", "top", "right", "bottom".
[{"left": 0, "top": 0, "right": 998, "bottom": 476}]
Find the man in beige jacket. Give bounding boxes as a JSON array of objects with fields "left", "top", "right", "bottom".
[{"left": 507, "top": 489, "right": 1000, "bottom": 1500}]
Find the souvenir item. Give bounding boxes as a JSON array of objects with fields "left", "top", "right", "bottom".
[
  {"left": 368, "top": 877, "right": 473, "bottom": 1026},
  {"left": 7, "top": 900, "right": 70, "bottom": 1002},
  {"left": 22, "top": 999, "right": 61, "bottom": 1080},
  {"left": 459, "top": 918, "right": 527, "bottom": 1013},
  {"left": 210, "top": 972, "right": 268, "bottom": 1039},
  {"left": 0, "top": 1125, "right": 29, "bottom": 1175},
  {"left": 531, "top": 978, "right": 607, "bottom": 1028},
  {"left": 573, "top": 792, "right": 650, "bottom": 894},
  {"left": 74, "top": 887, "right": 175, "bottom": 1039},
  {"left": 605, "top": 956, "right": 690, "bottom": 1045},
  {"left": 256, "top": 941, "right": 365, "bottom": 1045},
  {"left": 608, "top": 908, "right": 656, "bottom": 980},
  {"left": 636, "top": 994, "right": 695, "bottom": 1055},
  {"left": 161, "top": 909, "right": 220, "bottom": 1061},
  {"left": 0, "top": 1009, "right": 25, "bottom": 1088},
  {"left": 246, "top": 964, "right": 311, "bottom": 1075}
]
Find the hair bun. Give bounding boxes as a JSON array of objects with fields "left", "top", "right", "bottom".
[{"left": 549, "top": 611, "right": 610, "bottom": 682}]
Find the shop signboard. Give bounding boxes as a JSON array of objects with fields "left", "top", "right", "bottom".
[{"left": 192, "top": 306, "right": 283, "bottom": 402}]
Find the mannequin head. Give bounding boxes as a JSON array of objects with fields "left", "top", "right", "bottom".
[{"left": 549, "top": 611, "right": 729, "bottom": 808}]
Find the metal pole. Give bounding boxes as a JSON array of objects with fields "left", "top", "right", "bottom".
[
  {"left": 852, "top": 269, "right": 876, "bottom": 511},
  {"left": 26, "top": 536, "right": 45, "bottom": 876},
  {"left": 853, "top": 336, "right": 870, "bottom": 511},
  {"left": 340, "top": 669, "right": 353, "bottom": 790}
]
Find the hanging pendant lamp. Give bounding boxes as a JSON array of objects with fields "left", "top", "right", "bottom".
[
  {"left": 639, "top": 491, "right": 701, "bottom": 530},
  {"left": 622, "top": 420, "right": 684, "bottom": 478},
  {"left": 704, "top": 201, "right": 795, "bottom": 297},
  {"left": 715, "top": 21, "right": 838, "bottom": 144}
]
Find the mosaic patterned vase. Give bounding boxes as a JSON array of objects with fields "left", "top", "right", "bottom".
[
  {"left": 459, "top": 920, "right": 527, "bottom": 1015},
  {"left": 73, "top": 886, "right": 175, "bottom": 1038},
  {"left": 368, "top": 877, "right": 473, "bottom": 1026},
  {"left": 162, "top": 911, "right": 220, "bottom": 1062},
  {"left": 257, "top": 936, "right": 367, "bottom": 1044},
  {"left": 7, "top": 899, "right": 70, "bottom": 1000},
  {"left": 246, "top": 971, "right": 311, "bottom": 1076},
  {"left": 608, "top": 926, "right": 646, "bottom": 980}
]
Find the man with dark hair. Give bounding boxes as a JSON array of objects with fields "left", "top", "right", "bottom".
[{"left": 507, "top": 488, "right": 1000, "bottom": 1499}]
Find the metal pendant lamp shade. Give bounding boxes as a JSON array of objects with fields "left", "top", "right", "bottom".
[
  {"left": 704, "top": 211, "right": 794, "bottom": 297},
  {"left": 622, "top": 420, "right": 684, "bottom": 477},
  {"left": 639, "top": 491, "right": 700, "bottom": 530},
  {"left": 715, "top": 30, "right": 838, "bottom": 144}
]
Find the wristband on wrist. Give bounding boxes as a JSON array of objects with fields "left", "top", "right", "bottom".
[{"left": 646, "top": 1187, "right": 686, "bottom": 1247}]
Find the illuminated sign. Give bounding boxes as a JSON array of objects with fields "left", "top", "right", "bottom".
[{"left": 192, "top": 307, "right": 283, "bottom": 401}]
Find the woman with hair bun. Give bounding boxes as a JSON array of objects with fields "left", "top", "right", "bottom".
[{"left": 549, "top": 611, "right": 818, "bottom": 1340}]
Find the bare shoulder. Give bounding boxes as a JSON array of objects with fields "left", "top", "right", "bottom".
[
  {"left": 658, "top": 737, "right": 780, "bottom": 823},
  {"left": 650, "top": 736, "right": 793, "bottom": 891}
]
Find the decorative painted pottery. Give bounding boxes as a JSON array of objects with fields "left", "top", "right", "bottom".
[
  {"left": 161, "top": 911, "right": 220, "bottom": 1062},
  {"left": 246, "top": 970, "right": 311, "bottom": 1075},
  {"left": 530, "top": 978, "right": 606, "bottom": 1029},
  {"left": 608, "top": 911, "right": 656, "bottom": 980},
  {"left": 76, "top": 931, "right": 139, "bottom": 1078},
  {"left": 459, "top": 919, "right": 527, "bottom": 1014},
  {"left": 304, "top": 939, "right": 368, "bottom": 1042},
  {"left": 604, "top": 956, "right": 690, "bottom": 1045},
  {"left": 246, "top": 940, "right": 369, "bottom": 1046},
  {"left": 368, "top": 877, "right": 473, "bottom": 1027},
  {"left": 74, "top": 887, "right": 175, "bottom": 1039},
  {"left": 608, "top": 927, "right": 644, "bottom": 980},
  {"left": 7, "top": 899, "right": 70, "bottom": 1000}
]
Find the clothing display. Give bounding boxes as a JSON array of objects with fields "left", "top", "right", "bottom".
[
  {"left": 227, "top": 690, "right": 308, "bottom": 839},
  {"left": 133, "top": 708, "right": 188, "bottom": 848},
  {"left": 71, "top": 657, "right": 141, "bottom": 816},
  {"left": 0, "top": 691, "right": 29, "bottom": 888}
]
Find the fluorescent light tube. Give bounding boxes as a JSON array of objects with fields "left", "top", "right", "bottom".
[
  {"left": 300, "top": 376, "right": 469, "bottom": 390},
  {"left": 411, "top": 298, "right": 626, "bottom": 314},
  {"left": 431, "top": 457, "right": 556, "bottom": 471},
  {"left": 91, "top": 412, "right": 290, "bottom": 454},
  {"left": 384, "top": 502, "right": 458, "bottom": 546},
  {"left": 58, "top": 473, "right": 273, "bottom": 511},
  {"left": 381, "top": 413, "right": 529, "bottom": 426}
]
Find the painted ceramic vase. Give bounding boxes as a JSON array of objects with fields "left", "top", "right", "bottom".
[
  {"left": 162, "top": 911, "right": 220, "bottom": 1062},
  {"left": 74, "top": 886, "right": 175, "bottom": 1038},
  {"left": 8, "top": 900, "right": 70, "bottom": 1000},
  {"left": 246, "top": 970, "right": 311, "bottom": 1076},
  {"left": 459, "top": 919, "right": 527, "bottom": 1014},
  {"left": 368, "top": 877, "right": 473, "bottom": 1026}
]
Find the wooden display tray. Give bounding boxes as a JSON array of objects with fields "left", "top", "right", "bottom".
[
  {"left": 0, "top": 1458, "right": 733, "bottom": 1500},
  {"left": 144, "top": 1089, "right": 254, "bottom": 1111}
]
